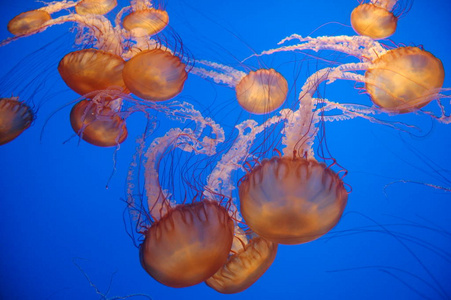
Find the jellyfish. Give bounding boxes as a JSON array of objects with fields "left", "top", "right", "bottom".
[
  {"left": 206, "top": 235, "right": 278, "bottom": 294},
  {"left": 75, "top": 0, "right": 117, "bottom": 15},
  {"left": 122, "top": 0, "right": 169, "bottom": 37},
  {"left": 235, "top": 68, "right": 288, "bottom": 114},
  {"left": 365, "top": 46, "right": 445, "bottom": 113},
  {"left": 0, "top": 97, "right": 34, "bottom": 145},
  {"left": 7, "top": 10, "right": 52, "bottom": 36},
  {"left": 239, "top": 157, "right": 348, "bottom": 244},
  {"left": 139, "top": 200, "right": 234, "bottom": 288},
  {"left": 350, "top": 0, "right": 399, "bottom": 39},
  {"left": 191, "top": 63, "right": 290, "bottom": 115},
  {"left": 58, "top": 49, "right": 128, "bottom": 96},
  {"left": 125, "top": 101, "right": 239, "bottom": 288},
  {"left": 70, "top": 98, "right": 128, "bottom": 147},
  {"left": 122, "top": 48, "right": 188, "bottom": 102}
]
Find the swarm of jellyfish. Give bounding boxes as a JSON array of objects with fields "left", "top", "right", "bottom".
[{"left": 1, "top": 0, "right": 450, "bottom": 295}]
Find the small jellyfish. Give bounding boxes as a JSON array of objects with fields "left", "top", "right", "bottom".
[
  {"left": 70, "top": 99, "right": 127, "bottom": 147},
  {"left": 351, "top": 2, "right": 397, "bottom": 39},
  {"left": 58, "top": 49, "right": 128, "bottom": 96},
  {"left": 235, "top": 69, "right": 288, "bottom": 114},
  {"left": 122, "top": 49, "right": 187, "bottom": 101},
  {"left": 239, "top": 157, "right": 348, "bottom": 245},
  {"left": 0, "top": 98, "right": 34, "bottom": 145},
  {"left": 123, "top": 7, "right": 169, "bottom": 37},
  {"left": 139, "top": 200, "right": 234, "bottom": 288},
  {"left": 206, "top": 236, "right": 278, "bottom": 294},
  {"left": 365, "top": 47, "right": 445, "bottom": 113},
  {"left": 7, "top": 10, "right": 52, "bottom": 36},
  {"left": 75, "top": 0, "right": 117, "bottom": 15}
]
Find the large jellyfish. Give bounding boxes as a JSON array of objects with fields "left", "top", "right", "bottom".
[{"left": 0, "top": 0, "right": 450, "bottom": 299}]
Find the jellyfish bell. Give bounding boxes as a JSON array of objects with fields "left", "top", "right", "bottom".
[
  {"left": 235, "top": 68, "right": 288, "bottom": 115},
  {"left": 122, "top": 48, "right": 188, "bottom": 102},
  {"left": 139, "top": 200, "right": 234, "bottom": 288},
  {"left": 351, "top": 3, "right": 397, "bottom": 40},
  {"left": 70, "top": 98, "right": 127, "bottom": 147},
  {"left": 0, "top": 97, "right": 34, "bottom": 145},
  {"left": 206, "top": 235, "right": 278, "bottom": 294},
  {"left": 75, "top": 0, "right": 118, "bottom": 15},
  {"left": 7, "top": 10, "right": 52, "bottom": 36},
  {"left": 239, "top": 156, "right": 348, "bottom": 245},
  {"left": 58, "top": 49, "right": 128, "bottom": 97},
  {"left": 365, "top": 46, "right": 445, "bottom": 113},
  {"left": 123, "top": 9, "right": 169, "bottom": 37}
]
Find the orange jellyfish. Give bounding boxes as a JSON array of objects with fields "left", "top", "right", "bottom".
[
  {"left": 70, "top": 99, "right": 127, "bottom": 147},
  {"left": 122, "top": 49, "right": 188, "bottom": 102},
  {"left": 139, "top": 200, "right": 234, "bottom": 288},
  {"left": 239, "top": 156, "right": 348, "bottom": 245},
  {"left": 365, "top": 47, "right": 445, "bottom": 113},
  {"left": 75, "top": 0, "right": 117, "bottom": 15},
  {"left": 7, "top": 10, "right": 52, "bottom": 36},
  {"left": 235, "top": 68, "right": 288, "bottom": 114},
  {"left": 122, "top": 4, "right": 169, "bottom": 37},
  {"left": 58, "top": 49, "right": 128, "bottom": 97},
  {"left": 351, "top": 0, "right": 398, "bottom": 39},
  {"left": 206, "top": 235, "right": 278, "bottom": 294},
  {"left": 0, "top": 97, "right": 34, "bottom": 145}
]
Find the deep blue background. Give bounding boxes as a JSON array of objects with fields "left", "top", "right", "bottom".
[{"left": 0, "top": 0, "right": 450, "bottom": 299}]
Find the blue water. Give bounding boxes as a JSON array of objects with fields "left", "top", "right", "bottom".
[{"left": 0, "top": 0, "right": 450, "bottom": 299}]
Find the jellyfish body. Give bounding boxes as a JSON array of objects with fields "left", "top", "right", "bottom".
[
  {"left": 351, "top": 3, "right": 397, "bottom": 39},
  {"left": 365, "top": 47, "right": 445, "bottom": 113},
  {"left": 75, "top": 0, "right": 117, "bottom": 15},
  {"left": 235, "top": 69, "right": 288, "bottom": 114},
  {"left": 122, "top": 49, "right": 188, "bottom": 102},
  {"left": 123, "top": 9, "right": 169, "bottom": 37},
  {"left": 7, "top": 10, "right": 52, "bottom": 36},
  {"left": 58, "top": 49, "right": 128, "bottom": 96},
  {"left": 70, "top": 99, "right": 127, "bottom": 147},
  {"left": 0, "top": 98, "right": 34, "bottom": 145},
  {"left": 140, "top": 200, "right": 234, "bottom": 288},
  {"left": 206, "top": 236, "right": 278, "bottom": 294},
  {"left": 239, "top": 157, "right": 348, "bottom": 245}
]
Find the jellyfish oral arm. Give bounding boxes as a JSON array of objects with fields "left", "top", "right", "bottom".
[
  {"left": 204, "top": 115, "right": 284, "bottom": 219},
  {"left": 258, "top": 35, "right": 387, "bottom": 62},
  {"left": 190, "top": 60, "right": 246, "bottom": 87},
  {"left": 372, "top": 0, "right": 398, "bottom": 11},
  {"left": 130, "top": 0, "right": 154, "bottom": 11},
  {"left": 143, "top": 102, "right": 225, "bottom": 220}
]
